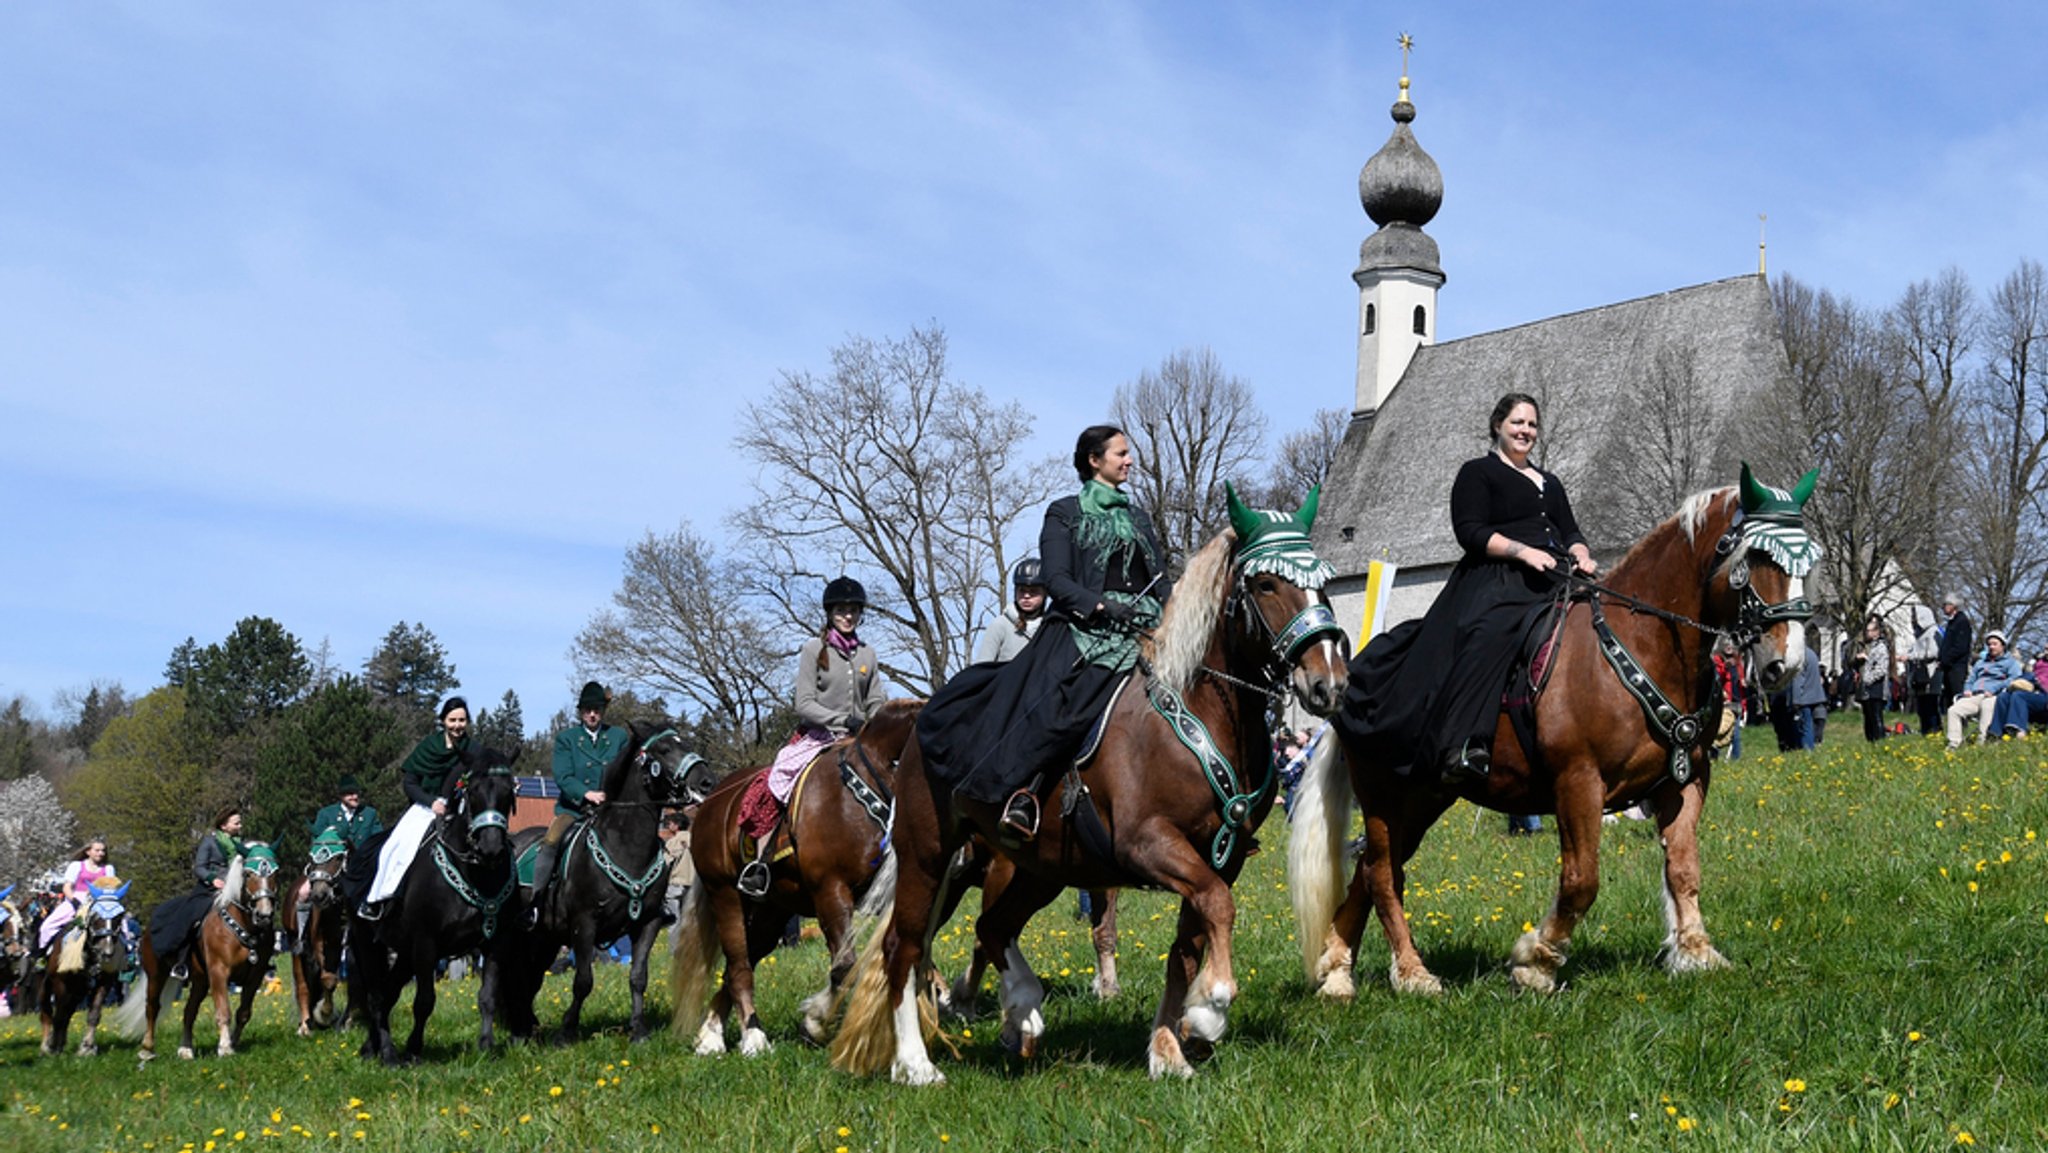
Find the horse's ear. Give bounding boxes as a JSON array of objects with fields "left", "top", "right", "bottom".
[
  {"left": 110, "top": 882, "right": 131, "bottom": 901},
  {"left": 1225, "top": 481, "right": 1261, "bottom": 540},
  {"left": 1791, "top": 468, "right": 1819, "bottom": 508},
  {"left": 1738, "top": 462, "right": 1770, "bottom": 514},
  {"left": 1294, "top": 484, "right": 1322, "bottom": 531}
]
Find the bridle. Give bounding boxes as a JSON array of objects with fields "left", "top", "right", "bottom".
[
  {"left": 216, "top": 849, "right": 279, "bottom": 954},
  {"left": 1210, "top": 567, "right": 1349, "bottom": 710},
  {"left": 427, "top": 764, "right": 516, "bottom": 938}
]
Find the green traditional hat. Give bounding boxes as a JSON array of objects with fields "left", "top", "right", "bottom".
[
  {"left": 1225, "top": 483, "right": 1336, "bottom": 590},
  {"left": 1737, "top": 463, "right": 1821, "bottom": 578},
  {"left": 578, "top": 681, "right": 609, "bottom": 712},
  {"left": 337, "top": 774, "right": 362, "bottom": 795}
]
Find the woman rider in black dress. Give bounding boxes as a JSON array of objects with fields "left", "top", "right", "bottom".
[
  {"left": 1338, "top": 392, "right": 1597, "bottom": 785},
  {"left": 915, "top": 424, "right": 1173, "bottom": 839}
]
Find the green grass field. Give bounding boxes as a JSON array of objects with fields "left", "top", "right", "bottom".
[{"left": 5, "top": 729, "right": 2045, "bottom": 1152}]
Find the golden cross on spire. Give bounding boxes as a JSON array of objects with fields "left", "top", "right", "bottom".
[{"left": 1397, "top": 32, "right": 1414, "bottom": 101}]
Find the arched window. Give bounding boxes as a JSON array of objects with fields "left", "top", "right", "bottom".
[
  {"left": 1363, "top": 303, "right": 1376, "bottom": 335},
  {"left": 1413, "top": 305, "right": 1428, "bottom": 335}
]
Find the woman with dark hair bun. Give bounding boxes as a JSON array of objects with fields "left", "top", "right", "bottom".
[
  {"left": 1337, "top": 392, "right": 1597, "bottom": 787},
  {"left": 915, "top": 423, "right": 1173, "bottom": 840},
  {"left": 359, "top": 696, "right": 473, "bottom": 918}
]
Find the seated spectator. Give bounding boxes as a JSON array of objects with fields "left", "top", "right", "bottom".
[
  {"left": 1990, "top": 642, "right": 2048, "bottom": 739},
  {"left": 1945, "top": 630, "right": 2021, "bottom": 750}
]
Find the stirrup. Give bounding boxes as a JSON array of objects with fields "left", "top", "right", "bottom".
[
  {"left": 1000, "top": 789, "right": 1041, "bottom": 841},
  {"left": 736, "top": 859, "right": 772, "bottom": 900},
  {"left": 1440, "top": 744, "right": 1491, "bottom": 790},
  {"left": 356, "top": 900, "right": 386, "bottom": 922}
]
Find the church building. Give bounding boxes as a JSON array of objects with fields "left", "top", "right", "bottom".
[{"left": 1314, "top": 63, "right": 1794, "bottom": 645}]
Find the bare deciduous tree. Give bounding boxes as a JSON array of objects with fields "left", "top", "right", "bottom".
[
  {"left": 731, "top": 325, "right": 1058, "bottom": 694},
  {"left": 1957, "top": 260, "right": 2048, "bottom": 637},
  {"left": 1111, "top": 347, "right": 1269, "bottom": 566},
  {"left": 1584, "top": 345, "right": 1729, "bottom": 546},
  {"left": 1751, "top": 275, "right": 1954, "bottom": 635},
  {"left": 1258, "top": 407, "right": 1349, "bottom": 509},
  {"left": 570, "top": 525, "right": 788, "bottom": 759}
]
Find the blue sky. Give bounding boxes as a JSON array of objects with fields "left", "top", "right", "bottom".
[{"left": 4, "top": 2, "right": 2044, "bottom": 727}]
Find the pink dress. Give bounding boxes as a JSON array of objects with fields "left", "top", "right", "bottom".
[{"left": 39, "top": 860, "right": 115, "bottom": 949}]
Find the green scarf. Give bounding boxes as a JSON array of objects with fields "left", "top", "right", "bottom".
[
  {"left": 403, "top": 732, "right": 471, "bottom": 792},
  {"left": 1075, "top": 480, "right": 1156, "bottom": 572}
]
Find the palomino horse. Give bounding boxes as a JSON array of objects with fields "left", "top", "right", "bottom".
[
  {"left": 349, "top": 754, "right": 520, "bottom": 1063},
  {"left": 1290, "top": 468, "right": 1816, "bottom": 997},
  {"left": 832, "top": 488, "right": 1349, "bottom": 1083},
  {"left": 502, "top": 721, "right": 715, "bottom": 1044},
  {"left": 139, "top": 844, "right": 282, "bottom": 1059},
  {"left": 671, "top": 698, "right": 923, "bottom": 1055},
  {"left": 290, "top": 832, "right": 352, "bottom": 1035},
  {"left": 39, "top": 882, "right": 135, "bottom": 1055}
]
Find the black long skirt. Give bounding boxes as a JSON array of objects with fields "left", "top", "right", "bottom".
[
  {"left": 146, "top": 890, "right": 216, "bottom": 960},
  {"left": 1336, "top": 557, "right": 1554, "bottom": 774},
  {"left": 917, "top": 618, "right": 1123, "bottom": 804}
]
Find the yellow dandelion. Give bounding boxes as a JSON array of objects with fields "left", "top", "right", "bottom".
[
  {"left": 1968, "top": 881, "right": 1979, "bottom": 893},
  {"left": 838, "top": 1127, "right": 852, "bottom": 1138},
  {"left": 353, "top": 1112, "right": 370, "bottom": 1121},
  {"left": 347, "top": 1099, "right": 361, "bottom": 1109},
  {"left": 1955, "top": 1133, "right": 1975, "bottom": 1146},
  {"left": 1908, "top": 1030, "right": 1923, "bottom": 1042},
  {"left": 1784, "top": 1078, "right": 1806, "bottom": 1092},
  {"left": 1677, "top": 1117, "right": 1696, "bottom": 1131},
  {"left": 519, "top": 1115, "right": 532, "bottom": 1125},
  {"left": 650, "top": 1125, "right": 662, "bottom": 1136},
  {"left": 549, "top": 1086, "right": 564, "bottom": 1098},
  {"left": 1884, "top": 1093, "right": 1901, "bottom": 1110}
]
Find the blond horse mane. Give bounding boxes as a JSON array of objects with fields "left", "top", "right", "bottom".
[
  {"left": 1147, "top": 529, "right": 1238, "bottom": 696},
  {"left": 1606, "top": 487, "right": 1739, "bottom": 585},
  {"left": 216, "top": 855, "right": 246, "bottom": 911}
]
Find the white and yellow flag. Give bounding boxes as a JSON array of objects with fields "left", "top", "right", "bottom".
[{"left": 1359, "top": 559, "right": 1398, "bottom": 642}]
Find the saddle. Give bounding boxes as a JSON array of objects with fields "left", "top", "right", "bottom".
[
  {"left": 1502, "top": 590, "right": 1575, "bottom": 770},
  {"left": 1071, "top": 673, "right": 1136, "bottom": 769},
  {"left": 737, "top": 760, "right": 819, "bottom": 869}
]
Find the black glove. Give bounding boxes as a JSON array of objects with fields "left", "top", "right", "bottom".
[{"left": 1098, "top": 600, "right": 1140, "bottom": 628}]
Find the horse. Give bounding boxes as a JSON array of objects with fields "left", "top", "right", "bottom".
[
  {"left": 0, "top": 886, "right": 28, "bottom": 1000},
  {"left": 499, "top": 720, "right": 717, "bottom": 1045},
  {"left": 943, "top": 848, "right": 1123, "bottom": 1010},
  {"left": 671, "top": 698, "right": 925, "bottom": 1056},
  {"left": 1288, "top": 468, "right": 1816, "bottom": 997},
  {"left": 137, "top": 844, "right": 282, "bottom": 1059},
  {"left": 348, "top": 752, "right": 521, "bottom": 1063},
  {"left": 290, "top": 833, "right": 352, "bottom": 1035},
  {"left": 831, "top": 487, "right": 1350, "bottom": 1083},
  {"left": 38, "top": 882, "right": 136, "bottom": 1055}
]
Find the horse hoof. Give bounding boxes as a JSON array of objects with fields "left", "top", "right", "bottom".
[
  {"left": 77, "top": 1043, "right": 97, "bottom": 1057},
  {"left": 1509, "top": 964, "right": 1557, "bottom": 993},
  {"left": 1388, "top": 966, "right": 1442, "bottom": 997},
  {"left": 738, "top": 1028, "right": 772, "bottom": 1058},
  {"left": 1093, "top": 976, "right": 1121, "bottom": 1001},
  {"left": 297, "top": 1024, "right": 312, "bottom": 1038},
  {"left": 1179, "top": 1034, "right": 1215, "bottom": 1064},
  {"left": 1146, "top": 1027, "right": 1194, "bottom": 1080},
  {"left": 890, "top": 1059, "right": 946, "bottom": 1086},
  {"left": 1666, "top": 937, "right": 1731, "bottom": 974},
  {"left": 176, "top": 1047, "right": 195, "bottom": 1060}
]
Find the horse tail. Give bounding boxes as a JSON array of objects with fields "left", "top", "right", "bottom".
[
  {"left": 854, "top": 840, "right": 898, "bottom": 922},
  {"left": 828, "top": 881, "right": 898, "bottom": 1076},
  {"left": 1288, "top": 732, "right": 1352, "bottom": 980},
  {"left": 667, "top": 882, "right": 717, "bottom": 1039},
  {"left": 106, "top": 976, "right": 149, "bottom": 1040}
]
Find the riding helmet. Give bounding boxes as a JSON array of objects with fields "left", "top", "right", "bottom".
[
  {"left": 1011, "top": 556, "right": 1044, "bottom": 589},
  {"left": 823, "top": 575, "right": 868, "bottom": 609}
]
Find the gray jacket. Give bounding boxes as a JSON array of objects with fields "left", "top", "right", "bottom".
[
  {"left": 1791, "top": 647, "right": 1827, "bottom": 708},
  {"left": 794, "top": 636, "right": 886, "bottom": 736},
  {"left": 974, "top": 604, "right": 1044, "bottom": 664}
]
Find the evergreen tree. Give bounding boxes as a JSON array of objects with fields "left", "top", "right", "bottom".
[
  {"left": 185, "top": 617, "right": 312, "bottom": 735},
  {"left": 363, "top": 622, "right": 459, "bottom": 729},
  {"left": 247, "top": 676, "right": 409, "bottom": 863},
  {"left": 474, "top": 689, "right": 525, "bottom": 752},
  {"left": 164, "top": 637, "right": 201, "bottom": 688},
  {"left": 0, "top": 697, "right": 33, "bottom": 781}
]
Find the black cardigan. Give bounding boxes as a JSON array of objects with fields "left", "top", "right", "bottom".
[{"left": 1038, "top": 494, "right": 1175, "bottom": 621}]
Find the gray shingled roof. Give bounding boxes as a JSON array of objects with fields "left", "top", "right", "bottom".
[{"left": 1315, "top": 275, "right": 1788, "bottom": 574}]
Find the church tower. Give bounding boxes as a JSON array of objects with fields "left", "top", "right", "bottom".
[{"left": 1353, "top": 44, "right": 1445, "bottom": 418}]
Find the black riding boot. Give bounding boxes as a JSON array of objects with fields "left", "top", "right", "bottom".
[
  {"left": 1001, "top": 774, "right": 1046, "bottom": 841},
  {"left": 1439, "top": 741, "right": 1491, "bottom": 790},
  {"left": 527, "top": 843, "right": 559, "bottom": 929}
]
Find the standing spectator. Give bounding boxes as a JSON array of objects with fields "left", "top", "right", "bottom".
[
  {"left": 1906, "top": 608, "right": 1943, "bottom": 735},
  {"left": 659, "top": 810, "right": 694, "bottom": 926},
  {"left": 1857, "top": 617, "right": 1892, "bottom": 742},
  {"left": 1790, "top": 631, "right": 1828, "bottom": 750},
  {"left": 1945, "top": 630, "right": 2021, "bottom": 750},
  {"left": 1937, "top": 594, "right": 1975, "bottom": 713},
  {"left": 1712, "top": 638, "right": 1746, "bottom": 761}
]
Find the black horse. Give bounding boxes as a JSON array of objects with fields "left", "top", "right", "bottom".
[
  {"left": 502, "top": 721, "right": 717, "bottom": 1044},
  {"left": 347, "top": 748, "right": 521, "bottom": 1063},
  {"left": 39, "top": 883, "right": 136, "bottom": 1055}
]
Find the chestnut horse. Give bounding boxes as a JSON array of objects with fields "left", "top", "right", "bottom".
[
  {"left": 1290, "top": 469, "right": 1816, "bottom": 996},
  {"left": 290, "top": 835, "right": 351, "bottom": 1034},
  {"left": 39, "top": 882, "right": 135, "bottom": 1055},
  {"left": 138, "top": 844, "right": 281, "bottom": 1059},
  {"left": 671, "top": 698, "right": 923, "bottom": 1055},
  {"left": 944, "top": 849, "right": 1122, "bottom": 1010},
  {"left": 833, "top": 488, "right": 1350, "bottom": 1083}
]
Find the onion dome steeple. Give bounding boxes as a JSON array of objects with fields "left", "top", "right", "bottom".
[{"left": 1352, "top": 34, "right": 1446, "bottom": 419}]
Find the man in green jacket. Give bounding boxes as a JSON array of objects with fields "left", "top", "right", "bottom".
[
  {"left": 309, "top": 775, "right": 383, "bottom": 850},
  {"left": 528, "top": 681, "right": 630, "bottom": 927}
]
